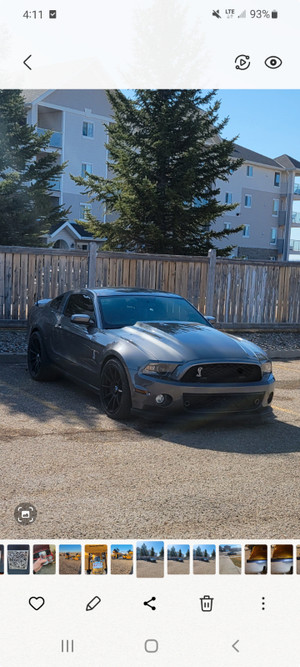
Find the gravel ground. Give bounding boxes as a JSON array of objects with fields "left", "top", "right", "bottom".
[{"left": 0, "top": 328, "right": 300, "bottom": 354}]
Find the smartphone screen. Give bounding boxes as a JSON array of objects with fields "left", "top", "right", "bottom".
[{"left": 0, "top": 1, "right": 299, "bottom": 665}]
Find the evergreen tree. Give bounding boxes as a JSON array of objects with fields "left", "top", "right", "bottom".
[
  {"left": 159, "top": 546, "right": 164, "bottom": 558},
  {"left": 0, "top": 89, "right": 69, "bottom": 246},
  {"left": 140, "top": 543, "right": 149, "bottom": 558},
  {"left": 72, "top": 89, "right": 243, "bottom": 256}
]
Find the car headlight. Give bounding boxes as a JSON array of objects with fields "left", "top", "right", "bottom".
[
  {"left": 142, "top": 362, "right": 179, "bottom": 377},
  {"left": 261, "top": 360, "right": 272, "bottom": 375}
]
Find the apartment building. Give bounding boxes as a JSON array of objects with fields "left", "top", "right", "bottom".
[
  {"left": 24, "top": 90, "right": 300, "bottom": 260},
  {"left": 24, "top": 89, "right": 113, "bottom": 249},
  {"left": 215, "top": 144, "right": 300, "bottom": 261}
]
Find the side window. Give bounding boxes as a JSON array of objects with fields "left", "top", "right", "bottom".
[
  {"left": 64, "top": 294, "right": 95, "bottom": 319},
  {"left": 50, "top": 294, "right": 64, "bottom": 311}
]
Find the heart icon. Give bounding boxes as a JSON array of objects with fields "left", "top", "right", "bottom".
[{"left": 29, "top": 597, "right": 45, "bottom": 611}]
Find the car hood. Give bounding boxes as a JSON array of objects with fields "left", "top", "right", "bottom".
[{"left": 115, "top": 322, "right": 266, "bottom": 363}]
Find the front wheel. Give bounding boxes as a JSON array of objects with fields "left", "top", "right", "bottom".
[
  {"left": 27, "top": 331, "right": 56, "bottom": 381},
  {"left": 100, "top": 358, "right": 132, "bottom": 420}
]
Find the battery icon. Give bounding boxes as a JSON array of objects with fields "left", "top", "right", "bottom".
[{"left": 271, "top": 10, "right": 278, "bottom": 18}]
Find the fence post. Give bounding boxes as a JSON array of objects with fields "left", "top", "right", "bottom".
[
  {"left": 206, "top": 249, "right": 216, "bottom": 315},
  {"left": 88, "top": 242, "right": 97, "bottom": 288}
]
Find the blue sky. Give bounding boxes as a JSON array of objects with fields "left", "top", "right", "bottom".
[
  {"left": 216, "top": 90, "right": 300, "bottom": 160},
  {"left": 59, "top": 544, "right": 81, "bottom": 553},
  {"left": 168, "top": 544, "right": 190, "bottom": 556},
  {"left": 111, "top": 544, "right": 133, "bottom": 552},
  {"left": 193, "top": 544, "right": 216, "bottom": 556},
  {"left": 137, "top": 541, "right": 164, "bottom": 552},
  {"left": 123, "top": 89, "right": 300, "bottom": 161}
]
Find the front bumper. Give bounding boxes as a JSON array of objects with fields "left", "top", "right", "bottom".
[{"left": 130, "top": 371, "right": 275, "bottom": 413}]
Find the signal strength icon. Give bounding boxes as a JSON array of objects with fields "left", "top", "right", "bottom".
[{"left": 238, "top": 10, "right": 247, "bottom": 18}]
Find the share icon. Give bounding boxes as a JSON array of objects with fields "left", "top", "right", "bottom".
[{"left": 144, "top": 596, "right": 156, "bottom": 611}]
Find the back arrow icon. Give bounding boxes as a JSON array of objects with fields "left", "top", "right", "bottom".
[
  {"left": 23, "top": 55, "right": 32, "bottom": 70},
  {"left": 232, "top": 640, "right": 240, "bottom": 653}
]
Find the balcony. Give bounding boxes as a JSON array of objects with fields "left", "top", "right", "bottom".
[
  {"left": 48, "top": 177, "right": 61, "bottom": 191},
  {"left": 290, "top": 240, "right": 300, "bottom": 252},
  {"left": 292, "top": 211, "right": 300, "bottom": 224},
  {"left": 294, "top": 183, "right": 300, "bottom": 196},
  {"left": 278, "top": 211, "right": 286, "bottom": 226},
  {"left": 277, "top": 239, "right": 284, "bottom": 254},
  {"left": 37, "top": 127, "right": 62, "bottom": 148}
]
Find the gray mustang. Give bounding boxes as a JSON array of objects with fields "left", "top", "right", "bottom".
[{"left": 27, "top": 288, "right": 275, "bottom": 420}]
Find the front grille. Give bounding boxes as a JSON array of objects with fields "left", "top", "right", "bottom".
[
  {"left": 181, "top": 363, "right": 261, "bottom": 384},
  {"left": 183, "top": 393, "right": 264, "bottom": 413}
]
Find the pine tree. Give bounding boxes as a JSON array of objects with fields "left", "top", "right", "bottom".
[
  {"left": 72, "top": 89, "right": 243, "bottom": 256},
  {"left": 0, "top": 89, "right": 69, "bottom": 246}
]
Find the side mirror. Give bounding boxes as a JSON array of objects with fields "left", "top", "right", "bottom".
[
  {"left": 70, "top": 313, "right": 92, "bottom": 325},
  {"left": 205, "top": 315, "right": 215, "bottom": 326}
]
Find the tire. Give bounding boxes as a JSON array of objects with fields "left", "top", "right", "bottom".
[
  {"left": 27, "top": 331, "right": 56, "bottom": 381},
  {"left": 100, "top": 358, "right": 132, "bottom": 420}
]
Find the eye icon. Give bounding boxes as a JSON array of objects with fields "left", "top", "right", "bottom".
[{"left": 265, "top": 56, "right": 282, "bottom": 69}]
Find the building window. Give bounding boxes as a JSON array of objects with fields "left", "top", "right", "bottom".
[
  {"left": 269, "top": 256, "right": 276, "bottom": 261},
  {"left": 225, "top": 192, "right": 232, "bottom": 204},
  {"left": 244, "top": 195, "right": 252, "bottom": 208},
  {"left": 242, "top": 225, "right": 250, "bottom": 238},
  {"left": 270, "top": 228, "right": 277, "bottom": 244},
  {"left": 274, "top": 172, "right": 280, "bottom": 186},
  {"left": 247, "top": 166, "right": 253, "bottom": 177},
  {"left": 82, "top": 121, "right": 94, "bottom": 138},
  {"left": 272, "top": 199, "right": 279, "bottom": 216},
  {"left": 81, "top": 163, "right": 93, "bottom": 177},
  {"left": 79, "top": 203, "right": 92, "bottom": 220},
  {"left": 224, "top": 222, "right": 231, "bottom": 230}
]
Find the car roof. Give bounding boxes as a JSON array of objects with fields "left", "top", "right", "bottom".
[{"left": 88, "top": 287, "right": 182, "bottom": 298}]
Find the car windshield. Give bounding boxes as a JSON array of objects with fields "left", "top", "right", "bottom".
[{"left": 97, "top": 295, "right": 209, "bottom": 329}]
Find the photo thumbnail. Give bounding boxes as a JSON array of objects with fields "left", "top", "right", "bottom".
[
  {"left": 59, "top": 545, "right": 81, "bottom": 575},
  {"left": 193, "top": 545, "right": 216, "bottom": 574},
  {"left": 111, "top": 545, "right": 133, "bottom": 575},
  {"left": 7, "top": 545, "right": 30, "bottom": 575},
  {"left": 245, "top": 545, "right": 267, "bottom": 574},
  {"left": 271, "top": 545, "right": 293, "bottom": 575},
  {"left": 85, "top": 545, "right": 107, "bottom": 575},
  {"left": 136, "top": 542, "right": 164, "bottom": 578},
  {"left": 167, "top": 544, "right": 190, "bottom": 574},
  {"left": 219, "top": 545, "right": 241, "bottom": 575},
  {"left": 33, "top": 544, "right": 56, "bottom": 574}
]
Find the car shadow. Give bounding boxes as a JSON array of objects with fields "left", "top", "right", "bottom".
[
  {"left": 0, "top": 357, "right": 299, "bottom": 453},
  {"left": 128, "top": 407, "right": 300, "bottom": 455},
  {"left": 0, "top": 358, "right": 124, "bottom": 430}
]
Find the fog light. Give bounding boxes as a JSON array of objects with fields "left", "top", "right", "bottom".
[
  {"left": 267, "top": 392, "right": 274, "bottom": 404},
  {"left": 155, "top": 393, "right": 172, "bottom": 406}
]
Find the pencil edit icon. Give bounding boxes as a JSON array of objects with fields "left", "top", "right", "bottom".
[{"left": 86, "top": 596, "right": 101, "bottom": 611}]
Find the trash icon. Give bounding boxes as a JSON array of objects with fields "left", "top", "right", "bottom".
[{"left": 200, "top": 595, "right": 214, "bottom": 612}]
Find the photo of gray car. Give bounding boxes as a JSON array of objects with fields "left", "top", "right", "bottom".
[{"left": 27, "top": 288, "right": 275, "bottom": 420}]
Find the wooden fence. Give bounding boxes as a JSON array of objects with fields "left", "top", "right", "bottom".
[{"left": 0, "top": 244, "right": 299, "bottom": 326}]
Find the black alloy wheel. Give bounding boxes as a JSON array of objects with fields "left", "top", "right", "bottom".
[
  {"left": 27, "top": 331, "right": 55, "bottom": 381},
  {"left": 100, "top": 358, "right": 131, "bottom": 420}
]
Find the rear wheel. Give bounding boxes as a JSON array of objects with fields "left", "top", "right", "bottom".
[
  {"left": 27, "top": 331, "right": 56, "bottom": 381},
  {"left": 100, "top": 358, "right": 132, "bottom": 420}
]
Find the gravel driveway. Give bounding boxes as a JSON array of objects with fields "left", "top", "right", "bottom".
[{"left": 0, "top": 351, "right": 299, "bottom": 540}]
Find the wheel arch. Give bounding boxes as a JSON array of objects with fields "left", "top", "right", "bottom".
[{"left": 99, "top": 351, "right": 134, "bottom": 393}]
